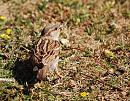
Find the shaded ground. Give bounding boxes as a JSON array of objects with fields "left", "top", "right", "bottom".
[
  {"left": 13, "top": 58, "right": 37, "bottom": 85},
  {"left": 0, "top": 0, "right": 130, "bottom": 100}
]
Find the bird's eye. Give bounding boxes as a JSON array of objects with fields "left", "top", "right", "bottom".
[{"left": 55, "top": 27, "right": 58, "bottom": 30}]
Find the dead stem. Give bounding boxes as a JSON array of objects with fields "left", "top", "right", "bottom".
[{"left": 0, "top": 78, "right": 15, "bottom": 82}]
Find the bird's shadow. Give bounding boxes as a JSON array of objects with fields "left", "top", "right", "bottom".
[{"left": 12, "top": 58, "right": 38, "bottom": 94}]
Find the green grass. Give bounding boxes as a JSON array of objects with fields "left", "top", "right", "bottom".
[{"left": 0, "top": 0, "right": 130, "bottom": 100}]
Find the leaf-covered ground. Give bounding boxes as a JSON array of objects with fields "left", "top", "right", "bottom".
[{"left": 0, "top": 0, "right": 130, "bottom": 100}]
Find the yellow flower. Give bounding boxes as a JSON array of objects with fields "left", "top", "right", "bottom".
[
  {"left": 6, "top": 28, "right": 12, "bottom": 35},
  {"left": 0, "top": 16, "right": 6, "bottom": 21},
  {"left": 104, "top": 49, "right": 115, "bottom": 59},
  {"left": 80, "top": 92, "right": 89, "bottom": 97},
  {"left": 0, "top": 33, "right": 11, "bottom": 39}
]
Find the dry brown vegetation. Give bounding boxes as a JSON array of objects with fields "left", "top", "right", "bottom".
[{"left": 0, "top": 0, "right": 130, "bottom": 100}]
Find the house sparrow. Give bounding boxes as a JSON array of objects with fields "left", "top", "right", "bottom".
[{"left": 32, "top": 23, "right": 62, "bottom": 81}]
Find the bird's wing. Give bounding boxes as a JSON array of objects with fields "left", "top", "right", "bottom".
[{"left": 34, "top": 37, "right": 60, "bottom": 65}]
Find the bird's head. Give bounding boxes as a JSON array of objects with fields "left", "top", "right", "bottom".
[{"left": 41, "top": 23, "right": 62, "bottom": 40}]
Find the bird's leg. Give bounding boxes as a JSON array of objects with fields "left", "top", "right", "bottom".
[
  {"left": 51, "top": 66, "right": 63, "bottom": 86},
  {"left": 54, "top": 66, "right": 63, "bottom": 78},
  {"left": 55, "top": 70, "right": 63, "bottom": 78}
]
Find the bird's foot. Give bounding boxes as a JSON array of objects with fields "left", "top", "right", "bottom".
[{"left": 55, "top": 70, "right": 63, "bottom": 79}]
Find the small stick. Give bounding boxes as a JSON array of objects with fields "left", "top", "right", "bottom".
[{"left": 0, "top": 78, "right": 15, "bottom": 82}]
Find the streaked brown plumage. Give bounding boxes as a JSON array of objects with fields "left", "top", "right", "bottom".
[{"left": 32, "top": 24, "right": 62, "bottom": 81}]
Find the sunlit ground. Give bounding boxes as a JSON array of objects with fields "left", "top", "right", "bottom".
[{"left": 0, "top": 0, "right": 130, "bottom": 100}]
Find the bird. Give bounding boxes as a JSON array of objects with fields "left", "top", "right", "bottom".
[{"left": 31, "top": 23, "right": 63, "bottom": 81}]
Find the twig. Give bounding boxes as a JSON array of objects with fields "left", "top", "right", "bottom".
[
  {"left": 52, "top": 83, "right": 62, "bottom": 87},
  {"left": 0, "top": 78, "right": 15, "bottom": 82}
]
